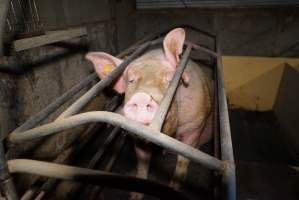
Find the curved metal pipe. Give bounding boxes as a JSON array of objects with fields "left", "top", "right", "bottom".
[
  {"left": 8, "top": 111, "right": 224, "bottom": 171},
  {"left": 8, "top": 159, "right": 189, "bottom": 200}
]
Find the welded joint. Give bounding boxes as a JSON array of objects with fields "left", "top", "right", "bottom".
[{"left": 222, "top": 160, "right": 235, "bottom": 175}]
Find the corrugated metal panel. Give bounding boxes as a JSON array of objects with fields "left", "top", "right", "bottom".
[{"left": 136, "top": 0, "right": 299, "bottom": 9}]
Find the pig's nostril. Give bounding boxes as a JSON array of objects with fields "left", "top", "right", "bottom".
[
  {"left": 146, "top": 104, "right": 154, "bottom": 112},
  {"left": 132, "top": 103, "right": 138, "bottom": 109}
]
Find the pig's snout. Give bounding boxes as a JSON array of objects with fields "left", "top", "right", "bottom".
[{"left": 123, "top": 92, "right": 158, "bottom": 124}]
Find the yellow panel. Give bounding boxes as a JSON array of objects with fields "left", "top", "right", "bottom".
[{"left": 222, "top": 56, "right": 299, "bottom": 111}]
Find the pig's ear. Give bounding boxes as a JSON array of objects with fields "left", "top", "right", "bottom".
[
  {"left": 163, "top": 28, "right": 189, "bottom": 85},
  {"left": 163, "top": 28, "right": 186, "bottom": 68},
  {"left": 85, "top": 52, "right": 126, "bottom": 93}
]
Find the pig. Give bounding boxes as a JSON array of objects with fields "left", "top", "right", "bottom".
[{"left": 86, "top": 28, "right": 214, "bottom": 200}]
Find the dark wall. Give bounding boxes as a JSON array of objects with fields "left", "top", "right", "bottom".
[
  {"left": 133, "top": 8, "right": 299, "bottom": 57},
  {"left": 0, "top": 0, "right": 120, "bottom": 163},
  {"left": 274, "top": 65, "right": 299, "bottom": 161}
]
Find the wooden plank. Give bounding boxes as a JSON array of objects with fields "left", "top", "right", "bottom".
[{"left": 13, "top": 27, "right": 87, "bottom": 52}]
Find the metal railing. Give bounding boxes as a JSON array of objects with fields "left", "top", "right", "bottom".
[{"left": 0, "top": 26, "right": 236, "bottom": 200}]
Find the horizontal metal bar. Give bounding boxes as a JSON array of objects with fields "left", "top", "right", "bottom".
[
  {"left": 149, "top": 44, "right": 192, "bottom": 131},
  {"left": 137, "top": 0, "right": 299, "bottom": 8},
  {"left": 8, "top": 112, "right": 224, "bottom": 171},
  {"left": 56, "top": 40, "right": 154, "bottom": 120},
  {"left": 8, "top": 159, "right": 189, "bottom": 200},
  {"left": 13, "top": 28, "right": 87, "bottom": 52}
]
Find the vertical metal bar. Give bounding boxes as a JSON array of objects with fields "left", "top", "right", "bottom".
[
  {"left": 10, "top": 1, "right": 17, "bottom": 24},
  {"left": 32, "top": 0, "right": 39, "bottom": 22},
  {"left": 216, "top": 38, "right": 236, "bottom": 200},
  {"left": 87, "top": 127, "right": 120, "bottom": 168},
  {"left": 0, "top": 142, "right": 18, "bottom": 200},
  {"left": 0, "top": 0, "right": 9, "bottom": 56},
  {"left": 149, "top": 44, "right": 192, "bottom": 131},
  {"left": 81, "top": 133, "right": 127, "bottom": 200},
  {"left": 0, "top": 2, "right": 16, "bottom": 195},
  {"left": 17, "top": 0, "right": 28, "bottom": 31},
  {"left": 6, "top": 18, "right": 11, "bottom": 31},
  {"left": 28, "top": 0, "right": 35, "bottom": 31}
]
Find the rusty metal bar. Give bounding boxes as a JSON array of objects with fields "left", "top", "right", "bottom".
[
  {"left": 149, "top": 44, "right": 192, "bottom": 131},
  {"left": 7, "top": 159, "right": 189, "bottom": 200},
  {"left": 216, "top": 39, "right": 236, "bottom": 200},
  {"left": 8, "top": 111, "right": 224, "bottom": 171}
]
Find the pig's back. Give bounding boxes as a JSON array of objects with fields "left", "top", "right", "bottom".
[{"left": 176, "top": 60, "right": 213, "bottom": 133}]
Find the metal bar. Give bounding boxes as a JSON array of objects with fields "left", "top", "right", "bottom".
[
  {"left": 81, "top": 133, "right": 127, "bottom": 200},
  {"left": 56, "top": 40, "right": 153, "bottom": 119},
  {"left": 13, "top": 28, "right": 87, "bottom": 52},
  {"left": 0, "top": 3, "right": 17, "bottom": 198},
  {"left": 0, "top": 142, "right": 18, "bottom": 200},
  {"left": 149, "top": 44, "right": 192, "bottom": 131},
  {"left": 29, "top": 127, "right": 121, "bottom": 200},
  {"left": 10, "top": 1, "right": 17, "bottom": 24},
  {"left": 136, "top": 0, "right": 299, "bottom": 9},
  {"left": 7, "top": 159, "right": 189, "bottom": 200},
  {"left": 8, "top": 111, "right": 224, "bottom": 171},
  {"left": 20, "top": 124, "right": 100, "bottom": 200},
  {"left": 216, "top": 39, "right": 236, "bottom": 200},
  {"left": 28, "top": 0, "right": 35, "bottom": 31},
  {"left": 17, "top": 0, "right": 28, "bottom": 31},
  {"left": 9, "top": 73, "right": 98, "bottom": 135},
  {"left": 186, "top": 40, "right": 218, "bottom": 58},
  {"left": 75, "top": 131, "right": 126, "bottom": 200},
  {"left": 32, "top": 0, "right": 39, "bottom": 22},
  {"left": 20, "top": 103, "right": 121, "bottom": 200},
  {"left": 88, "top": 127, "right": 120, "bottom": 168},
  {"left": 9, "top": 35, "right": 155, "bottom": 135},
  {"left": 0, "top": 0, "right": 9, "bottom": 56}
]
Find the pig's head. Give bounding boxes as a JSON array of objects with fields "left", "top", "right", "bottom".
[{"left": 86, "top": 28, "right": 189, "bottom": 125}]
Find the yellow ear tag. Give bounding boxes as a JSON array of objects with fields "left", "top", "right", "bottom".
[{"left": 103, "top": 64, "right": 113, "bottom": 74}]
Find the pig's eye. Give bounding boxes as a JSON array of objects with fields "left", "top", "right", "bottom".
[{"left": 128, "top": 78, "right": 135, "bottom": 83}]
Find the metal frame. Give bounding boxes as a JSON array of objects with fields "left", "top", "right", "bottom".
[{"left": 0, "top": 26, "right": 236, "bottom": 200}]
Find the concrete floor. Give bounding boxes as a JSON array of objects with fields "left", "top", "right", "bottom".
[{"left": 230, "top": 109, "right": 299, "bottom": 200}]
